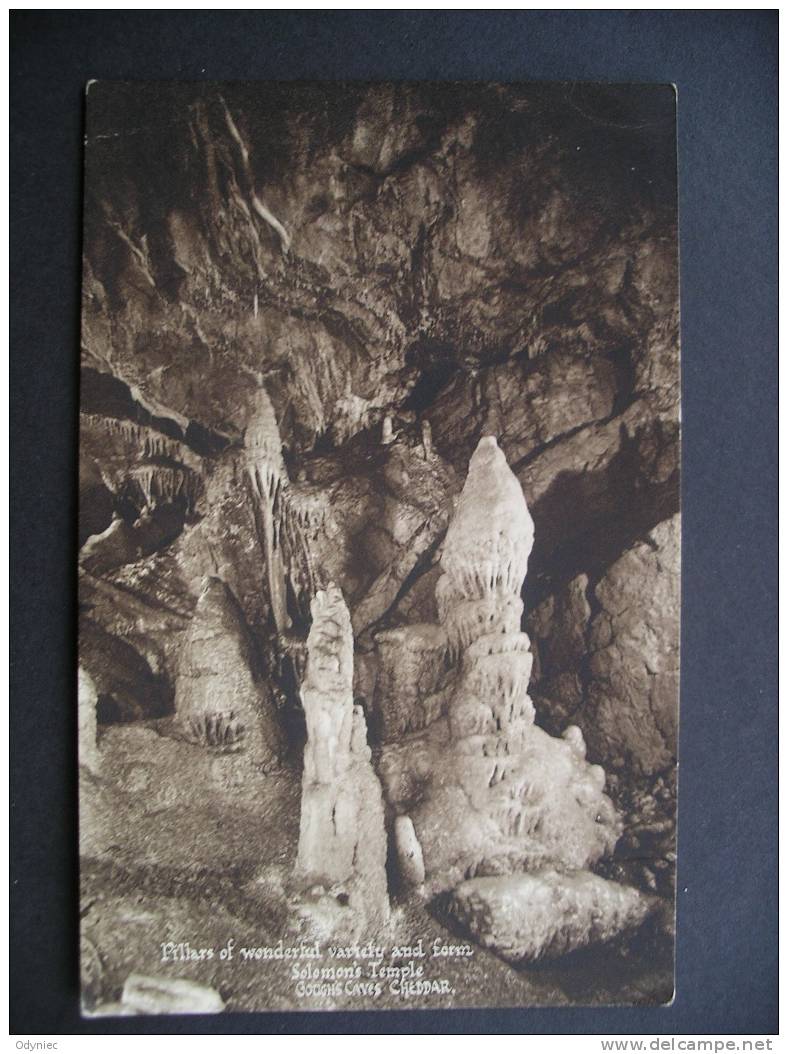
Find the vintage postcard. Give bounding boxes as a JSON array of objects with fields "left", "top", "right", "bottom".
[{"left": 78, "top": 81, "right": 679, "bottom": 1015}]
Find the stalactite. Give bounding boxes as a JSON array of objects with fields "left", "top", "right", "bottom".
[
  {"left": 286, "top": 486, "right": 329, "bottom": 535},
  {"left": 244, "top": 387, "right": 339, "bottom": 633},
  {"left": 127, "top": 465, "right": 201, "bottom": 514},
  {"left": 80, "top": 413, "right": 199, "bottom": 467},
  {"left": 244, "top": 388, "right": 291, "bottom": 634}
]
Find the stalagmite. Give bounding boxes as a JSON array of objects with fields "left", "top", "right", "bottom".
[
  {"left": 438, "top": 436, "right": 534, "bottom": 621},
  {"left": 394, "top": 815, "right": 426, "bottom": 887},
  {"left": 421, "top": 418, "right": 433, "bottom": 459},
  {"left": 373, "top": 436, "right": 622, "bottom": 900},
  {"left": 175, "top": 576, "right": 283, "bottom": 768},
  {"left": 296, "top": 585, "right": 389, "bottom": 926},
  {"left": 78, "top": 666, "right": 100, "bottom": 775},
  {"left": 381, "top": 414, "right": 394, "bottom": 445}
]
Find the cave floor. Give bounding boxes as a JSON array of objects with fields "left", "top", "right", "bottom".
[{"left": 80, "top": 723, "right": 673, "bottom": 1015}]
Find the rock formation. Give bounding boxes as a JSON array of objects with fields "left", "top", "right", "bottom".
[
  {"left": 77, "top": 83, "right": 680, "bottom": 1008},
  {"left": 584, "top": 516, "right": 680, "bottom": 776},
  {"left": 120, "top": 974, "right": 225, "bottom": 1015},
  {"left": 79, "top": 617, "right": 171, "bottom": 723},
  {"left": 174, "top": 576, "right": 283, "bottom": 767},
  {"left": 379, "top": 436, "right": 621, "bottom": 894},
  {"left": 296, "top": 585, "right": 389, "bottom": 926},
  {"left": 371, "top": 623, "right": 449, "bottom": 740},
  {"left": 449, "top": 870, "right": 654, "bottom": 964},
  {"left": 244, "top": 389, "right": 292, "bottom": 635},
  {"left": 78, "top": 666, "right": 100, "bottom": 774},
  {"left": 527, "top": 516, "right": 680, "bottom": 778}
]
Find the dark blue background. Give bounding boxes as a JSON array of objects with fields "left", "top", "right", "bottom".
[{"left": 10, "top": 11, "right": 778, "bottom": 1035}]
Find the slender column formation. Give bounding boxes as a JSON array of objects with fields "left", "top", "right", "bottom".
[
  {"left": 297, "top": 585, "right": 389, "bottom": 925},
  {"left": 244, "top": 388, "right": 292, "bottom": 635}
]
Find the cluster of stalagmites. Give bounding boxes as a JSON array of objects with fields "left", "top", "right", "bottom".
[
  {"left": 374, "top": 436, "right": 653, "bottom": 961},
  {"left": 79, "top": 412, "right": 653, "bottom": 961}
]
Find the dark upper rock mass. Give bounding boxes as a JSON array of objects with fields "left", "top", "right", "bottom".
[{"left": 80, "top": 81, "right": 679, "bottom": 806}]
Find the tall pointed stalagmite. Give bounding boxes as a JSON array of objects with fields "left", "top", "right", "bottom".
[
  {"left": 371, "top": 436, "right": 655, "bottom": 960},
  {"left": 377, "top": 436, "right": 622, "bottom": 892}
]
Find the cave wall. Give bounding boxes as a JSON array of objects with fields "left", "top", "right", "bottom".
[{"left": 79, "top": 81, "right": 679, "bottom": 806}]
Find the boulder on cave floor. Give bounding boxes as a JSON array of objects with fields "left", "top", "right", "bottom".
[
  {"left": 120, "top": 974, "right": 225, "bottom": 1015},
  {"left": 448, "top": 869, "right": 655, "bottom": 965}
]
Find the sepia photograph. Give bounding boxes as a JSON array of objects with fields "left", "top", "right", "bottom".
[{"left": 76, "top": 80, "right": 680, "bottom": 1016}]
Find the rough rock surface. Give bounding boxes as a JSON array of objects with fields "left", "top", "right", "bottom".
[
  {"left": 296, "top": 586, "right": 389, "bottom": 927},
  {"left": 528, "top": 516, "right": 679, "bottom": 778},
  {"left": 81, "top": 82, "right": 678, "bottom": 640},
  {"left": 81, "top": 83, "right": 678, "bottom": 777},
  {"left": 585, "top": 516, "right": 680, "bottom": 776},
  {"left": 449, "top": 870, "right": 655, "bottom": 964},
  {"left": 79, "top": 83, "right": 680, "bottom": 1008},
  {"left": 371, "top": 623, "right": 449, "bottom": 739}
]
